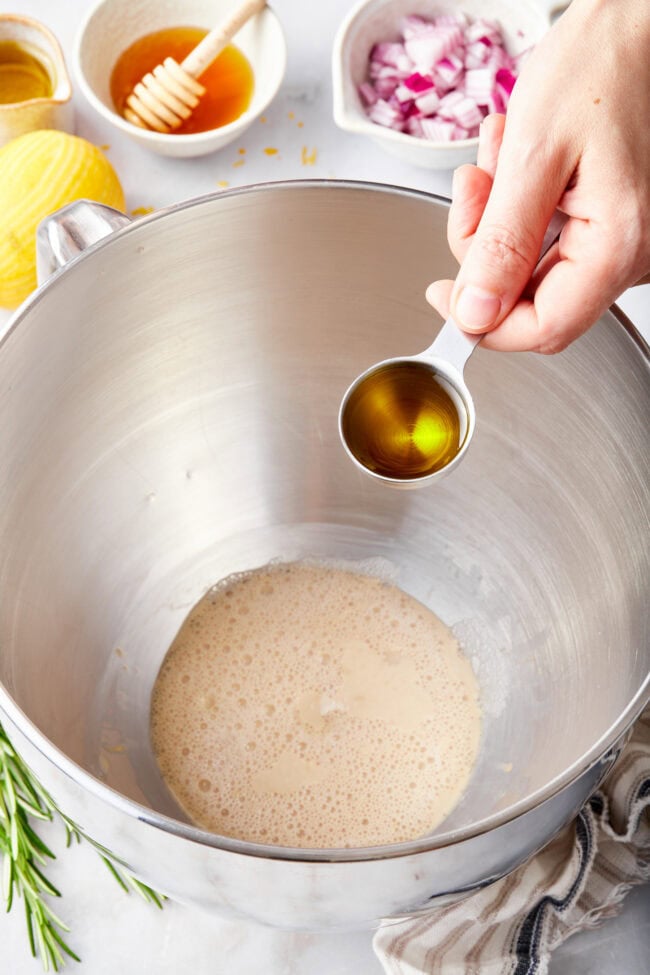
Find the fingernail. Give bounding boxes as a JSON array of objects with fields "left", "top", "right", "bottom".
[{"left": 455, "top": 285, "right": 501, "bottom": 330}]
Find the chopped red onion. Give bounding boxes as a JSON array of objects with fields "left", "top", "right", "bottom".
[
  {"left": 414, "top": 90, "right": 440, "bottom": 115},
  {"left": 358, "top": 81, "right": 378, "bottom": 107},
  {"left": 404, "top": 31, "right": 451, "bottom": 71},
  {"left": 464, "top": 39, "right": 492, "bottom": 69},
  {"left": 437, "top": 90, "right": 466, "bottom": 118},
  {"left": 406, "top": 115, "right": 425, "bottom": 137},
  {"left": 464, "top": 67, "right": 497, "bottom": 102},
  {"left": 421, "top": 117, "right": 456, "bottom": 141},
  {"left": 464, "top": 18, "right": 502, "bottom": 44},
  {"left": 404, "top": 71, "right": 435, "bottom": 93},
  {"left": 450, "top": 95, "right": 484, "bottom": 129},
  {"left": 484, "top": 91, "right": 506, "bottom": 114},
  {"left": 435, "top": 53, "right": 464, "bottom": 89},
  {"left": 373, "top": 77, "right": 399, "bottom": 100},
  {"left": 368, "top": 98, "right": 404, "bottom": 129},
  {"left": 496, "top": 67, "right": 517, "bottom": 97},
  {"left": 394, "top": 83, "right": 415, "bottom": 104},
  {"left": 359, "top": 10, "right": 529, "bottom": 144},
  {"left": 370, "top": 41, "right": 413, "bottom": 73},
  {"left": 401, "top": 15, "right": 433, "bottom": 40},
  {"left": 369, "top": 61, "right": 399, "bottom": 80}
]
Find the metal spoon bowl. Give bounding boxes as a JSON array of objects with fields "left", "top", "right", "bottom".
[
  {"left": 339, "top": 324, "right": 478, "bottom": 489},
  {"left": 339, "top": 212, "right": 567, "bottom": 488}
]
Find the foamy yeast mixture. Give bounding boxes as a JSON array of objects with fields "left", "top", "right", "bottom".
[{"left": 150, "top": 562, "right": 481, "bottom": 848}]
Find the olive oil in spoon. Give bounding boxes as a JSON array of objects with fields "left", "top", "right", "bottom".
[{"left": 339, "top": 212, "right": 568, "bottom": 488}]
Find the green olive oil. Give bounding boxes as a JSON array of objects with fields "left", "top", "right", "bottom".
[{"left": 341, "top": 361, "right": 465, "bottom": 479}]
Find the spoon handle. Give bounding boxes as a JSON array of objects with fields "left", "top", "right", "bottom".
[
  {"left": 428, "top": 210, "right": 569, "bottom": 373},
  {"left": 180, "top": 0, "right": 266, "bottom": 78}
]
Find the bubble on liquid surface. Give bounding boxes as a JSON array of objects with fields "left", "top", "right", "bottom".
[{"left": 150, "top": 560, "right": 482, "bottom": 848}]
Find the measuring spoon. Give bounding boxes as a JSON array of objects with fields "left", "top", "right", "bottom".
[{"left": 339, "top": 211, "right": 568, "bottom": 489}]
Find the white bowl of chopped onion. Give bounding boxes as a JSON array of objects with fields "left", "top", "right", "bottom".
[{"left": 332, "top": 0, "right": 554, "bottom": 169}]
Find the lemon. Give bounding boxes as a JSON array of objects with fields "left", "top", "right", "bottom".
[{"left": 0, "top": 130, "right": 125, "bottom": 309}]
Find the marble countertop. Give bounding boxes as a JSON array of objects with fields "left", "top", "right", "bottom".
[{"left": 1, "top": 1, "right": 648, "bottom": 972}]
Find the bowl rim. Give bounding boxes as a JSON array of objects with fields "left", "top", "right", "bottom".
[
  {"left": 72, "top": 0, "right": 287, "bottom": 146},
  {"left": 1, "top": 178, "right": 648, "bottom": 865}
]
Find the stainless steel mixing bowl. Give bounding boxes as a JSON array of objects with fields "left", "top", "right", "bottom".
[{"left": 0, "top": 183, "right": 648, "bottom": 928}]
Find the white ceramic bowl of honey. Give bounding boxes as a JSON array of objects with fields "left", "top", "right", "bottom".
[
  {"left": 0, "top": 13, "right": 74, "bottom": 148},
  {"left": 74, "top": 0, "right": 287, "bottom": 158}
]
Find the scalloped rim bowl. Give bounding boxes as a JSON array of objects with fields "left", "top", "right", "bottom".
[{"left": 332, "top": 0, "right": 553, "bottom": 170}]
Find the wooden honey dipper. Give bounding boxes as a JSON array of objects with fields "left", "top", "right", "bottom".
[{"left": 124, "top": 0, "right": 266, "bottom": 133}]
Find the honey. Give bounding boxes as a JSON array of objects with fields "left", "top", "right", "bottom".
[
  {"left": 0, "top": 40, "right": 53, "bottom": 104},
  {"left": 110, "top": 26, "right": 254, "bottom": 134},
  {"left": 341, "top": 361, "right": 467, "bottom": 480}
]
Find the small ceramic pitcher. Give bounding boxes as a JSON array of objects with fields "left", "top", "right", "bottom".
[{"left": 0, "top": 14, "right": 74, "bottom": 147}]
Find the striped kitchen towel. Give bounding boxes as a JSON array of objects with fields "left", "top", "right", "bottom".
[{"left": 373, "top": 705, "right": 650, "bottom": 975}]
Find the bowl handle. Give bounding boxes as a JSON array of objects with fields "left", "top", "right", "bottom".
[{"left": 36, "top": 199, "right": 131, "bottom": 284}]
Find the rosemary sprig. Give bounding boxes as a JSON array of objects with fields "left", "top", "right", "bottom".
[
  {"left": 1, "top": 720, "right": 164, "bottom": 971},
  {"left": 98, "top": 853, "right": 165, "bottom": 908}
]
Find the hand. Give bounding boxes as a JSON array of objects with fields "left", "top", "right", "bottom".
[{"left": 426, "top": 0, "right": 650, "bottom": 354}]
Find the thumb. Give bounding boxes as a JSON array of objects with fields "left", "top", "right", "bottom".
[{"left": 450, "top": 147, "right": 572, "bottom": 334}]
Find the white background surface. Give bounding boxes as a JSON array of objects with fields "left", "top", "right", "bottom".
[{"left": 1, "top": 1, "right": 648, "bottom": 972}]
